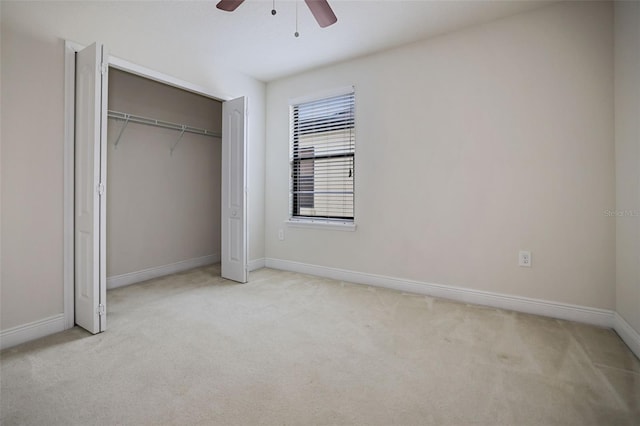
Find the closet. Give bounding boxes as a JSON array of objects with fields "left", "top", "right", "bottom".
[{"left": 106, "top": 69, "right": 222, "bottom": 289}]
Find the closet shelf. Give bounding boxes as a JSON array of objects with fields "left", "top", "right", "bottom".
[{"left": 107, "top": 110, "right": 221, "bottom": 150}]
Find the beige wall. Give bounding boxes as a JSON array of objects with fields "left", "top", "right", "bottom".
[
  {"left": 614, "top": 1, "right": 640, "bottom": 333},
  {"left": 0, "top": 1, "right": 266, "bottom": 332},
  {"left": 1, "top": 0, "right": 629, "bottom": 340},
  {"left": 107, "top": 69, "right": 222, "bottom": 277},
  {"left": 265, "top": 1, "right": 615, "bottom": 309},
  {"left": 1, "top": 18, "right": 66, "bottom": 329}
]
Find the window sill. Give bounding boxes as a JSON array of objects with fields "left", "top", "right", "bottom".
[{"left": 286, "top": 219, "right": 357, "bottom": 232}]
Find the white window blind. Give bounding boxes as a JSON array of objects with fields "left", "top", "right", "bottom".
[{"left": 290, "top": 90, "right": 355, "bottom": 221}]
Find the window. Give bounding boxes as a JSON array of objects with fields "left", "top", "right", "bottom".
[{"left": 290, "top": 89, "right": 355, "bottom": 224}]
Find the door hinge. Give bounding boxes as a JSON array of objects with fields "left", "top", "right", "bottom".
[
  {"left": 97, "top": 304, "right": 105, "bottom": 316},
  {"left": 98, "top": 183, "right": 105, "bottom": 196},
  {"left": 101, "top": 63, "right": 107, "bottom": 75}
]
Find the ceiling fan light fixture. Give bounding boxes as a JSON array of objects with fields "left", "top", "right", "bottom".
[{"left": 215, "top": 0, "right": 337, "bottom": 29}]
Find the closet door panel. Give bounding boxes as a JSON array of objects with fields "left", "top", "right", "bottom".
[
  {"left": 75, "top": 42, "right": 108, "bottom": 333},
  {"left": 221, "top": 96, "right": 247, "bottom": 283}
]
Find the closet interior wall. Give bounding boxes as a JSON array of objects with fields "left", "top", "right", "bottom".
[{"left": 106, "top": 69, "right": 222, "bottom": 282}]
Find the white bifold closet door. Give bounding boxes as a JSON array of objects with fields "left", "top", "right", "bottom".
[
  {"left": 221, "top": 97, "right": 248, "bottom": 283},
  {"left": 74, "top": 43, "right": 248, "bottom": 335},
  {"left": 75, "top": 42, "right": 108, "bottom": 334}
]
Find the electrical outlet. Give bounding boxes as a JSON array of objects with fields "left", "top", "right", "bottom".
[
  {"left": 278, "top": 229, "right": 285, "bottom": 241},
  {"left": 519, "top": 250, "right": 531, "bottom": 267}
]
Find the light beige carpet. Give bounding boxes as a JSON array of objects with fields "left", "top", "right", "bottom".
[{"left": 1, "top": 265, "right": 639, "bottom": 425}]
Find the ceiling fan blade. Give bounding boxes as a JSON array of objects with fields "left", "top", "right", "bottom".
[
  {"left": 216, "top": 0, "right": 245, "bottom": 12},
  {"left": 304, "top": 0, "right": 337, "bottom": 28}
]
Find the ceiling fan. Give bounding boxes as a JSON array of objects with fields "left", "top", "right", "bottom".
[{"left": 216, "top": 0, "right": 338, "bottom": 28}]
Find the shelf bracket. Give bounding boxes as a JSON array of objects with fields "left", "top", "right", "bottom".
[
  {"left": 113, "top": 114, "right": 130, "bottom": 149},
  {"left": 170, "top": 126, "right": 187, "bottom": 155}
]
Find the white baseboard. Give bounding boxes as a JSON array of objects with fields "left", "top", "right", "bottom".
[
  {"left": 0, "top": 314, "right": 66, "bottom": 351},
  {"left": 248, "top": 258, "right": 265, "bottom": 272},
  {"left": 264, "top": 258, "right": 615, "bottom": 328},
  {"left": 107, "top": 254, "right": 220, "bottom": 290},
  {"left": 613, "top": 313, "right": 640, "bottom": 359}
]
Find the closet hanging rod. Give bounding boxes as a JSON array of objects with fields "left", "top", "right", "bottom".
[{"left": 107, "top": 110, "right": 221, "bottom": 139}]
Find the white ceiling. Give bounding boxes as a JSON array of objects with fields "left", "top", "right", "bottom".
[
  {"left": 4, "top": 0, "right": 554, "bottom": 82},
  {"left": 213, "top": 0, "right": 554, "bottom": 81}
]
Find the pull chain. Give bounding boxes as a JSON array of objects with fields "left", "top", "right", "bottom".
[
  {"left": 294, "top": 1, "right": 299, "bottom": 37},
  {"left": 271, "top": 0, "right": 276, "bottom": 15}
]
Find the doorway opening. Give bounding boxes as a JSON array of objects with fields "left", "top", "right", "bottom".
[
  {"left": 106, "top": 68, "right": 223, "bottom": 290},
  {"left": 64, "top": 41, "right": 248, "bottom": 334}
]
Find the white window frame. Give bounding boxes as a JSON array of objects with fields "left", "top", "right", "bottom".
[{"left": 287, "top": 86, "right": 356, "bottom": 232}]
